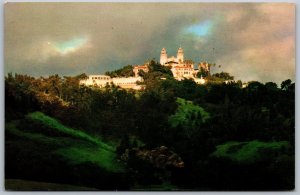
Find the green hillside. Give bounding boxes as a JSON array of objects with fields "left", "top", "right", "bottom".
[
  {"left": 7, "top": 112, "right": 123, "bottom": 172},
  {"left": 26, "top": 112, "right": 114, "bottom": 151},
  {"left": 5, "top": 112, "right": 125, "bottom": 190},
  {"left": 211, "top": 140, "right": 290, "bottom": 164}
]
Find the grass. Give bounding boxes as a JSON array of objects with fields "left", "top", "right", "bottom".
[
  {"left": 27, "top": 112, "right": 114, "bottom": 151},
  {"left": 211, "top": 140, "right": 290, "bottom": 163},
  {"left": 55, "top": 147, "right": 123, "bottom": 172},
  {"left": 6, "top": 112, "right": 124, "bottom": 173},
  {"left": 6, "top": 122, "right": 58, "bottom": 144}
]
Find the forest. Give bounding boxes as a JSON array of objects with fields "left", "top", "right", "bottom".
[{"left": 5, "top": 61, "right": 295, "bottom": 190}]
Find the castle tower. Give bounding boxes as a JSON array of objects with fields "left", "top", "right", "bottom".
[
  {"left": 160, "top": 48, "right": 168, "bottom": 65},
  {"left": 177, "top": 47, "right": 184, "bottom": 63}
]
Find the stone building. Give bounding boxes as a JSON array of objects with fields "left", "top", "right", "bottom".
[
  {"left": 79, "top": 75, "right": 144, "bottom": 90},
  {"left": 80, "top": 47, "right": 207, "bottom": 90},
  {"left": 160, "top": 47, "right": 206, "bottom": 83},
  {"left": 133, "top": 64, "right": 149, "bottom": 77}
]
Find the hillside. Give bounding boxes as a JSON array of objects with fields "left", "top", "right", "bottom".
[
  {"left": 5, "top": 112, "right": 126, "bottom": 190},
  {"left": 5, "top": 71, "right": 295, "bottom": 190}
]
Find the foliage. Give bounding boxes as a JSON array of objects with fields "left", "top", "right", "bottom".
[
  {"left": 169, "top": 98, "right": 210, "bottom": 138},
  {"left": 6, "top": 112, "right": 126, "bottom": 189},
  {"left": 212, "top": 72, "right": 234, "bottom": 80},
  {"left": 123, "top": 146, "right": 184, "bottom": 169},
  {"left": 27, "top": 112, "right": 113, "bottom": 151},
  {"left": 211, "top": 140, "right": 290, "bottom": 163},
  {"left": 55, "top": 147, "right": 122, "bottom": 172},
  {"left": 5, "top": 68, "right": 295, "bottom": 190},
  {"left": 206, "top": 72, "right": 234, "bottom": 84},
  {"left": 105, "top": 65, "right": 134, "bottom": 78},
  {"left": 281, "top": 79, "right": 293, "bottom": 91},
  {"left": 120, "top": 145, "right": 184, "bottom": 187},
  {"left": 148, "top": 60, "right": 173, "bottom": 76},
  {"left": 197, "top": 67, "right": 209, "bottom": 78}
]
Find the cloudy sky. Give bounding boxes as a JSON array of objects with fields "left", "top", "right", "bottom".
[{"left": 5, "top": 3, "right": 295, "bottom": 83}]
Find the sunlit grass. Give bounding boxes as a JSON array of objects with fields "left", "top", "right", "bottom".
[
  {"left": 6, "top": 112, "right": 125, "bottom": 173},
  {"left": 211, "top": 140, "right": 290, "bottom": 163},
  {"left": 55, "top": 147, "right": 123, "bottom": 173},
  {"left": 6, "top": 122, "right": 62, "bottom": 145},
  {"left": 27, "top": 112, "right": 114, "bottom": 151}
]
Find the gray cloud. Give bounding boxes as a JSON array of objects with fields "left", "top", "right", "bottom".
[{"left": 5, "top": 3, "right": 295, "bottom": 83}]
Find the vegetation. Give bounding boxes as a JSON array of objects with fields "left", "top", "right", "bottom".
[
  {"left": 169, "top": 98, "right": 210, "bottom": 138},
  {"left": 27, "top": 112, "right": 113, "bottom": 150},
  {"left": 211, "top": 140, "right": 290, "bottom": 163},
  {"left": 6, "top": 113, "right": 127, "bottom": 190},
  {"left": 105, "top": 65, "right": 134, "bottom": 77},
  {"left": 5, "top": 61, "right": 295, "bottom": 190}
]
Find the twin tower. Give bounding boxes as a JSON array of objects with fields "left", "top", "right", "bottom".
[{"left": 160, "top": 47, "right": 184, "bottom": 65}]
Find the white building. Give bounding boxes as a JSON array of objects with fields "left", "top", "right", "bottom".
[
  {"left": 80, "top": 47, "right": 206, "bottom": 90},
  {"left": 80, "top": 75, "right": 144, "bottom": 90},
  {"left": 160, "top": 47, "right": 206, "bottom": 84},
  {"left": 160, "top": 47, "right": 185, "bottom": 67}
]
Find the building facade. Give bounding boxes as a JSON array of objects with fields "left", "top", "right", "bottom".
[
  {"left": 79, "top": 75, "right": 144, "bottom": 90},
  {"left": 133, "top": 64, "right": 149, "bottom": 77},
  {"left": 160, "top": 47, "right": 206, "bottom": 83},
  {"left": 80, "top": 47, "right": 207, "bottom": 90}
]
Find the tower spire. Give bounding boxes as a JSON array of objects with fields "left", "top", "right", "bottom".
[
  {"left": 160, "top": 48, "right": 167, "bottom": 65},
  {"left": 177, "top": 47, "right": 184, "bottom": 63}
]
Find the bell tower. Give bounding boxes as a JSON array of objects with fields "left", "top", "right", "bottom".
[
  {"left": 177, "top": 47, "right": 184, "bottom": 63},
  {"left": 160, "top": 48, "right": 168, "bottom": 65}
]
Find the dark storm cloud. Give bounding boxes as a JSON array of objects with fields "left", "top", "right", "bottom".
[{"left": 5, "top": 3, "right": 295, "bottom": 83}]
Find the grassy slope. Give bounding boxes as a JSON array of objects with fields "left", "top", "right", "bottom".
[
  {"left": 211, "top": 140, "right": 290, "bottom": 163},
  {"left": 27, "top": 112, "right": 114, "bottom": 151},
  {"left": 6, "top": 112, "right": 124, "bottom": 173}
]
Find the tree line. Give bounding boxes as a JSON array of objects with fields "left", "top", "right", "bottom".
[{"left": 5, "top": 60, "right": 295, "bottom": 190}]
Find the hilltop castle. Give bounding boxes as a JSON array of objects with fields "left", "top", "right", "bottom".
[
  {"left": 160, "top": 47, "right": 184, "bottom": 65},
  {"left": 160, "top": 47, "right": 207, "bottom": 83},
  {"left": 80, "top": 47, "right": 207, "bottom": 89}
]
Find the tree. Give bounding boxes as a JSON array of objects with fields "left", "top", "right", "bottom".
[
  {"left": 148, "top": 60, "right": 173, "bottom": 76},
  {"left": 265, "top": 82, "right": 278, "bottom": 91},
  {"left": 281, "top": 79, "right": 292, "bottom": 90},
  {"left": 105, "top": 65, "right": 134, "bottom": 78},
  {"left": 197, "top": 67, "right": 209, "bottom": 78},
  {"left": 5, "top": 73, "right": 39, "bottom": 118},
  {"left": 168, "top": 98, "right": 210, "bottom": 138},
  {"left": 212, "top": 72, "right": 234, "bottom": 80}
]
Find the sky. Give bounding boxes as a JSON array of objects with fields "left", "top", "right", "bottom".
[{"left": 4, "top": 3, "right": 295, "bottom": 83}]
